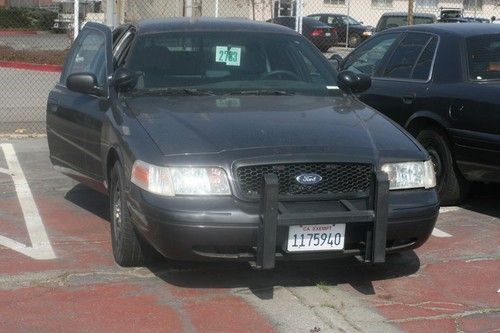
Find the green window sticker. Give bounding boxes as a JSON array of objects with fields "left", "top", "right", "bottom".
[{"left": 215, "top": 46, "right": 241, "bottom": 66}]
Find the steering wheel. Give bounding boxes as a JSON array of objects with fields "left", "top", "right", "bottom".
[{"left": 260, "top": 70, "right": 299, "bottom": 81}]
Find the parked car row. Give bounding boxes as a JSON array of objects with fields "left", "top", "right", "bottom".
[
  {"left": 269, "top": 9, "right": 495, "bottom": 51},
  {"left": 267, "top": 16, "right": 338, "bottom": 52},
  {"left": 330, "top": 23, "right": 500, "bottom": 205}
]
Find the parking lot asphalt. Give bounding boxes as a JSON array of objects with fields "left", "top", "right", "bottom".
[{"left": 0, "top": 138, "right": 498, "bottom": 333}]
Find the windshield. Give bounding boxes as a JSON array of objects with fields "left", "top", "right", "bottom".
[
  {"left": 125, "top": 31, "right": 338, "bottom": 96},
  {"left": 341, "top": 16, "right": 361, "bottom": 25},
  {"left": 467, "top": 34, "right": 500, "bottom": 81}
]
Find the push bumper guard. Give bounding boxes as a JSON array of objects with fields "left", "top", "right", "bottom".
[{"left": 255, "top": 171, "right": 390, "bottom": 269}]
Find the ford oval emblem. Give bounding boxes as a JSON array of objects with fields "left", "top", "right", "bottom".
[{"left": 296, "top": 173, "right": 323, "bottom": 185}]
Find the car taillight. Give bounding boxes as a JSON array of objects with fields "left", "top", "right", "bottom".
[{"left": 311, "top": 28, "right": 325, "bottom": 37}]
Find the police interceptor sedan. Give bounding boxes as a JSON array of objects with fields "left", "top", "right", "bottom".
[{"left": 46, "top": 18, "right": 439, "bottom": 269}]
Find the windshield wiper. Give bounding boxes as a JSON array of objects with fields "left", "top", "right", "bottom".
[
  {"left": 228, "top": 90, "right": 295, "bottom": 96},
  {"left": 128, "top": 88, "right": 215, "bottom": 97}
]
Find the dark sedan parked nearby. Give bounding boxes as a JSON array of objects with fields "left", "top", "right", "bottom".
[
  {"left": 267, "top": 16, "right": 338, "bottom": 51},
  {"left": 336, "top": 23, "right": 500, "bottom": 205},
  {"left": 47, "top": 18, "right": 438, "bottom": 269},
  {"left": 308, "top": 13, "right": 373, "bottom": 47}
]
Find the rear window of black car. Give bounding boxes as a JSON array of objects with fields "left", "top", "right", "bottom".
[
  {"left": 467, "top": 34, "right": 500, "bottom": 81},
  {"left": 125, "top": 31, "right": 338, "bottom": 96},
  {"left": 378, "top": 16, "right": 435, "bottom": 31}
]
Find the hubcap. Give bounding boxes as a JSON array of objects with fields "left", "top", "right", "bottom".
[{"left": 113, "top": 186, "right": 122, "bottom": 234}]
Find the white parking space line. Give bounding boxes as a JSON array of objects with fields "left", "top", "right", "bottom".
[
  {"left": 0, "top": 143, "right": 56, "bottom": 260},
  {"left": 439, "top": 206, "right": 461, "bottom": 213},
  {"left": 432, "top": 227, "right": 453, "bottom": 238}
]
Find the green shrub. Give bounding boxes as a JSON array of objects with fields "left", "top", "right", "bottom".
[{"left": 0, "top": 7, "right": 57, "bottom": 30}]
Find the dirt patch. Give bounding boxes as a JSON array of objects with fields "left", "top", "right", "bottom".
[{"left": 0, "top": 45, "right": 68, "bottom": 65}]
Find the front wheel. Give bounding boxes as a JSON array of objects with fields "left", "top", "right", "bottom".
[
  {"left": 110, "top": 161, "right": 157, "bottom": 266},
  {"left": 416, "top": 129, "right": 469, "bottom": 205},
  {"left": 348, "top": 34, "right": 361, "bottom": 48}
]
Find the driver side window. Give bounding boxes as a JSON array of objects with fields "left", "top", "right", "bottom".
[
  {"left": 63, "top": 29, "right": 107, "bottom": 87},
  {"left": 343, "top": 33, "right": 400, "bottom": 76}
]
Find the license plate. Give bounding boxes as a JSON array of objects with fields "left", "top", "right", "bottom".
[
  {"left": 325, "top": 32, "right": 331, "bottom": 36},
  {"left": 287, "top": 224, "right": 345, "bottom": 252}
]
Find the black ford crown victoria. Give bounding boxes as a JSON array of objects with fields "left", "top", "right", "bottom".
[
  {"left": 336, "top": 24, "right": 500, "bottom": 205},
  {"left": 47, "top": 18, "right": 438, "bottom": 269}
]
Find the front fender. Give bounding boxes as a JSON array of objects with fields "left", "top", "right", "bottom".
[{"left": 405, "top": 110, "right": 452, "bottom": 131}]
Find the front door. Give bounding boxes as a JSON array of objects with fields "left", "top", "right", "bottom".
[
  {"left": 47, "top": 22, "right": 112, "bottom": 181},
  {"left": 360, "top": 33, "right": 439, "bottom": 127}
]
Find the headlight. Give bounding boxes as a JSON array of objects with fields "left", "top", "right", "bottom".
[
  {"left": 131, "top": 160, "right": 231, "bottom": 196},
  {"left": 381, "top": 160, "right": 436, "bottom": 190},
  {"left": 362, "top": 31, "right": 373, "bottom": 36}
]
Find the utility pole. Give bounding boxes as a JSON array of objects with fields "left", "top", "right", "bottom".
[
  {"left": 74, "top": 0, "right": 79, "bottom": 39},
  {"left": 106, "top": 0, "right": 116, "bottom": 28},
  {"left": 408, "top": 0, "right": 414, "bottom": 25}
]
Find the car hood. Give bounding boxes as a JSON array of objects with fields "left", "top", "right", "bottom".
[{"left": 126, "top": 95, "right": 421, "bottom": 159}]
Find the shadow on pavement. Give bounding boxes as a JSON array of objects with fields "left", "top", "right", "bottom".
[
  {"left": 461, "top": 183, "right": 500, "bottom": 219},
  {"left": 147, "top": 251, "right": 420, "bottom": 299},
  {"left": 64, "top": 184, "right": 110, "bottom": 221}
]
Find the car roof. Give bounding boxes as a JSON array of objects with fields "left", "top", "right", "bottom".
[
  {"left": 136, "top": 17, "right": 297, "bottom": 35},
  {"left": 308, "top": 13, "right": 346, "bottom": 17},
  {"left": 272, "top": 16, "right": 331, "bottom": 26},
  {"left": 274, "top": 16, "right": 328, "bottom": 22},
  {"left": 381, "top": 12, "right": 436, "bottom": 18},
  {"left": 383, "top": 23, "right": 500, "bottom": 37}
]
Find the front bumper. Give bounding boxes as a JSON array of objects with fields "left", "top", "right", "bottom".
[{"left": 128, "top": 172, "right": 439, "bottom": 268}]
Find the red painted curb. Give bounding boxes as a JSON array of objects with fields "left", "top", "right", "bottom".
[
  {"left": 0, "top": 61, "right": 62, "bottom": 72},
  {"left": 0, "top": 30, "right": 37, "bottom": 36}
]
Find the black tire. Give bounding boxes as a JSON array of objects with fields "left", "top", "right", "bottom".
[
  {"left": 348, "top": 34, "right": 361, "bottom": 48},
  {"left": 416, "top": 128, "right": 469, "bottom": 205},
  {"left": 109, "top": 161, "right": 156, "bottom": 266}
]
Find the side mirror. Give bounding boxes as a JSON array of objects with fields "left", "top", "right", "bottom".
[
  {"left": 112, "top": 67, "right": 141, "bottom": 91},
  {"left": 359, "top": 21, "right": 364, "bottom": 25},
  {"left": 66, "top": 72, "right": 104, "bottom": 96},
  {"left": 337, "top": 70, "right": 371, "bottom": 94},
  {"left": 329, "top": 53, "right": 343, "bottom": 70}
]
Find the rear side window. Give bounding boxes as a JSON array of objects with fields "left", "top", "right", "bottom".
[
  {"left": 467, "top": 34, "right": 500, "bottom": 81},
  {"left": 412, "top": 37, "right": 438, "bottom": 80},
  {"left": 383, "top": 33, "right": 436, "bottom": 80}
]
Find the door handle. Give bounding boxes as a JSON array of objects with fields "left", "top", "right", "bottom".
[
  {"left": 47, "top": 98, "right": 59, "bottom": 113},
  {"left": 402, "top": 95, "right": 415, "bottom": 105},
  {"left": 448, "top": 104, "right": 464, "bottom": 120}
]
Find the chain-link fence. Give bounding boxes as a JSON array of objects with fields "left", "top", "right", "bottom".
[
  {"left": 0, "top": 0, "right": 103, "bottom": 134},
  {"left": 1, "top": 0, "right": 499, "bottom": 134}
]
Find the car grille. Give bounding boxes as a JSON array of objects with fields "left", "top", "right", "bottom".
[{"left": 236, "top": 163, "right": 372, "bottom": 199}]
